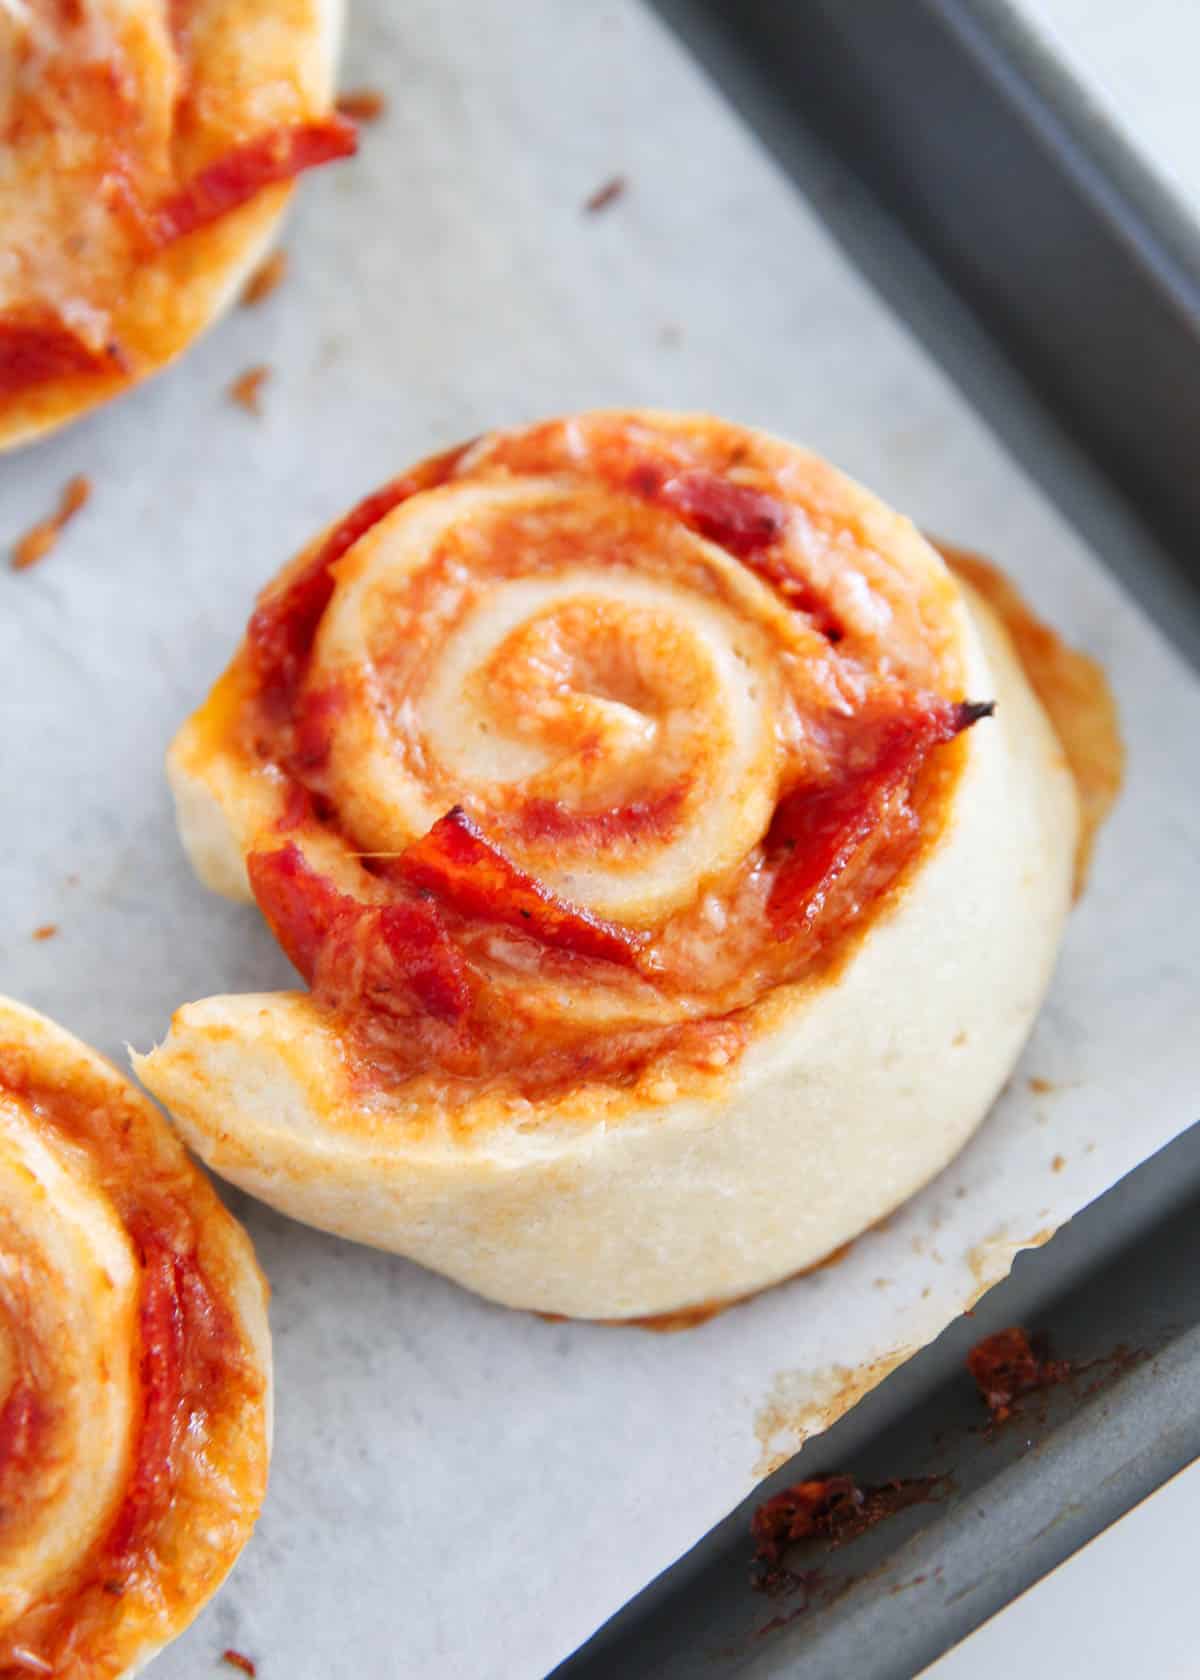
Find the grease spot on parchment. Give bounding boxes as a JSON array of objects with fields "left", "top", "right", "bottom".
[
  {"left": 965, "top": 1226, "right": 1056, "bottom": 1310},
  {"left": 752, "top": 1350, "right": 912, "bottom": 1478}
]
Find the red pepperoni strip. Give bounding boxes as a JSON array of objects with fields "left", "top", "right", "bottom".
[
  {"left": 247, "top": 444, "right": 471, "bottom": 708},
  {"left": 247, "top": 843, "right": 473, "bottom": 1024},
  {"left": 246, "top": 842, "right": 347, "bottom": 979},
  {"left": 514, "top": 785, "right": 688, "bottom": 848},
  {"left": 398, "top": 807, "right": 648, "bottom": 969},
  {"left": 151, "top": 116, "right": 358, "bottom": 245},
  {"left": 656, "top": 469, "right": 787, "bottom": 558},
  {"left": 648, "top": 469, "right": 842, "bottom": 638},
  {"left": 104, "top": 1230, "right": 186, "bottom": 1559},
  {"left": 0, "top": 317, "right": 123, "bottom": 395},
  {"left": 768, "top": 700, "right": 993, "bottom": 932}
]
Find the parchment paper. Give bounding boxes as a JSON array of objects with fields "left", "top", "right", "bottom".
[{"left": 2, "top": 3, "right": 1198, "bottom": 1675}]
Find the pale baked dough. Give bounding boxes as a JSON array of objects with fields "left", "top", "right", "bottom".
[
  {"left": 0, "top": 996, "right": 271, "bottom": 1677},
  {"left": 137, "top": 415, "right": 1082, "bottom": 1320},
  {"left": 0, "top": 0, "right": 345, "bottom": 452}
]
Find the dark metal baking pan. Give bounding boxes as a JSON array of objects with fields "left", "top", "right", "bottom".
[{"left": 554, "top": 1, "right": 1200, "bottom": 1672}]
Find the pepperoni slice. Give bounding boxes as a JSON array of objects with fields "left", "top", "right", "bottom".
[
  {"left": 398, "top": 808, "right": 649, "bottom": 970},
  {"left": 513, "top": 785, "right": 688, "bottom": 849},
  {"left": 656, "top": 469, "right": 787, "bottom": 558},
  {"left": 104, "top": 1231, "right": 186, "bottom": 1559},
  {"left": 649, "top": 469, "right": 841, "bottom": 637},
  {"left": 0, "top": 317, "right": 123, "bottom": 394},
  {"left": 151, "top": 116, "right": 358, "bottom": 245},
  {"left": 247, "top": 843, "right": 473, "bottom": 1024},
  {"left": 768, "top": 700, "right": 993, "bottom": 932}
]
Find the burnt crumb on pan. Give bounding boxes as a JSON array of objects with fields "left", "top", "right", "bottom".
[
  {"left": 221, "top": 1652, "right": 257, "bottom": 1677},
  {"left": 336, "top": 88, "right": 387, "bottom": 122},
  {"left": 11, "top": 474, "right": 91, "bottom": 571},
  {"left": 583, "top": 174, "right": 626, "bottom": 213},
  {"left": 967, "top": 1327, "right": 1147, "bottom": 1430},
  {"left": 241, "top": 248, "right": 289, "bottom": 306},
  {"left": 751, "top": 1473, "right": 947, "bottom": 1599},
  {"left": 229, "top": 365, "right": 270, "bottom": 415},
  {"left": 967, "top": 1327, "right": 1063, "bottom": 1423},
  {"left": 1028, "top": 1075, "right": 1055, "bottom": 1094}
]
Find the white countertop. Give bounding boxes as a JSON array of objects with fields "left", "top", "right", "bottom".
[
  {"left": 1013, "top": 0, "right": 1200, "bottom": 217},
  {"left": 925, "top": 1455, "right": 1200, "bottom": 1679}
]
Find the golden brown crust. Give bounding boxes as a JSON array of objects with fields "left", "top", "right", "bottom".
[
  {"left": 0, "top": 0, "right": 346, "bottom": 450},
  {"left": 0, "top": 997, "right": 271, "bottom": 1678}
]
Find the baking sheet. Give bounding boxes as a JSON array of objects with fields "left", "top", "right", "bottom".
[{"left": 1, "top": 2, "right": 1198, "bottom": 1675}]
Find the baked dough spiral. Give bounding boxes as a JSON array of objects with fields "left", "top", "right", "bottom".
[
  {"left": 0, "top": 998, "right": 270, "bottom": 1678},
  {"left": 139, "top": 410, "right": 1081, "bottom": 1319},
  {"left": 0, "top": 0, "right": 348, "bottom": 450}
]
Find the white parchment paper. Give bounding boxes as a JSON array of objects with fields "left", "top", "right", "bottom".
[{"left": 2, "top": 3, "right": 1198, "bottom": 1675}]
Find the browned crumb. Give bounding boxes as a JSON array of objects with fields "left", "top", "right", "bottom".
[
  {"left": 967, "top": 1327, "right": 1070, "bottom": 1423},
  {"left": 242, "top": 248, "right": 289, "bottom": 307},
  {"left": 222, "top": 1653, "right": 257, "bottom": 1677},
  {"left": 583, "top": 174, "right": 626, "bottom": 213},
  {"left": 11, "top": 475, "right": 91, "bottom": 571},
  {"left": 336, "top": 87, "right": 387, "bottom": 122},
  {"left": 230, "top": 365, "right": 270, "bottom": 415},
  {"left": 32, "top": 924, "right": 58, "bottom": 942},
  {"left": 1028, "top": 1076, "right": 1054, "bottom": 1094},
  {"left": 1052, "top": 1153, "right": 1066, "bottom": 1172},
  {"left": 751, "top": 1474, "right": 945, "bottom": 1587}
]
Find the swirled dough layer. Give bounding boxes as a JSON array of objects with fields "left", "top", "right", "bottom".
[{"left": 139, "top": 411, "right": 1085, "bottom": 1318}]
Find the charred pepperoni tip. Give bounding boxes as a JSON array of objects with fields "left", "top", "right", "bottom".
[{"left": 954, "top": 699, "right": 995, "bottom": 730}]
